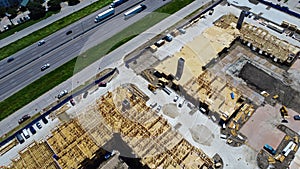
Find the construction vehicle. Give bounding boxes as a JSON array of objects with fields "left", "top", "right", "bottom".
[
  {"left": 148, "top": 84, "right": 157, "bottom": 93},
  {"left": 273, "top": 95, "right": 279, "bottom": 99},
  {"left": 280, "top": 106, "right": 288, "bottom": 117}
]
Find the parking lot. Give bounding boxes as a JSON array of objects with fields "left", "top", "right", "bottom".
[{"left": 0, "top": 116, "right": 60, "bottom": 165}]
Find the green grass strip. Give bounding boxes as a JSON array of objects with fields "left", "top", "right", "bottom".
[
  {"left": 0, "top": 0, "right": 195, "bottom": 121},
  {"left": 0, "top": 11, "right": 59, "bottom": 41},
  {"left": 0, "top": 0, "right": 112, "bottom": 60}
]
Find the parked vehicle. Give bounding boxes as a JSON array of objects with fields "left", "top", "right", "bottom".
[
  {"left": 156, "top": 105, "right": 162, "bottom": 113},
  {"left": 16, "top": 133, "right": 25, "bottom": 144},
  {"left": 173, "top": 95, "right": 179, "bottom": 102},
  {"left": 22, "top": 129, "right": 30, "bottom": 139},
  {"left": 98, "top": 82, "right": 107, "bottom": 87},
  {"left": 70, "top": 98, "right": 76, "bottom": 106},
  {"left": 163, "top": 34, "right": 173, "bottom": 42},
  {"left": 42, "top": 117, "right": 48, "bottom": 124},
  {"left": 178, "top": 97, "right": 185, "bottom": 108},
  {"left": 57, "top": 90, "right": 68, "bottom": 99},
  {"left": 36, "top": 122, "right": 42, "bottom": 129},
  {"left": 264, "top": 144, "right": 276, "bottom": 155},
  {"left": 294, "top": 115, "right": 300, "bottom": 120},
  {"left": 150, "top": 102, "right": 157, "bottom": 108},
  {"left": 109, "top": 0, "right": 127, "bottom": 8},
  {"left": 95, "top": 8, "right": 115, "bottom": 23},
  {"left": 124, "top": 4, "right": 147, "bottom": 19},
  {"left": 18, "top": 114, "right": 31, "bottom": 124},
  {"left": 41, "top": 63, "right": 50, "bottom": 71},
  {"left": 29, "top": 126, "right": 36, "bottom": 135},
  {"left": 154, "top": 39, "right": 165, "bottom": 47}
]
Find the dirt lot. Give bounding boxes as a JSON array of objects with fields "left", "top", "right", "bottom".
[
  {"left": 241, "top": 103, "right": 300, "bottom": 151},
  {"left": 239, "top": 63, "right": 300, "bottom": 113}
]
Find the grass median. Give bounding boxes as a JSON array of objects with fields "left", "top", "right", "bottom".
[
  {"left": 0, "top": 0, "right": 112, "bottom": 60},
  {"left": 0, "top": 0, "right": 196, "bottom": 122}
]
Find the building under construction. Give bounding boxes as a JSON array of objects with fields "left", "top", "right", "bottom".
[
  {"left": 7, "top": 141, "right": 58, "bottom": 169},
  {"left": 214, "top": 14, "right": 300, "bottom": 66},
  {"left": 46, "top": 119, "right": 100, "bottom": 169},
  {"left": 183, "top": 70, "right": 244, "bottom": 122},
  {"left": 96, "top": 84, "right": 215, "bottom": 168}
]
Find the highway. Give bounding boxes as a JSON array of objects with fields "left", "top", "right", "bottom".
[{"left": 0, "top": 0, "right": 170, "bottom": 101}]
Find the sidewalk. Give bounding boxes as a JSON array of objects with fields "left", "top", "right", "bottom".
[{"left": 0, "top": 0, "right": 100, "bottom": 48}]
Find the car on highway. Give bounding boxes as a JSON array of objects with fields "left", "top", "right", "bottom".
[
  {"left": 36, "top": 122, "right": 42, "bottom": 129},
  {"left": 7, "top": 57, "right": 14, "bottom": 63},
  {"left": 38, "top": 40, "right": 46, "bottom": 46},
  {"left": 294, "top": 115, "right": 300, "bottom": 120},
  {"left": 18, "top": 114, "right": 31, "bottom": 124},
  {"left": 66, "top": 30, "right": 72, "bottom": 35},
  {"left": 41, "top": 63, "right": 50, "bottom": 71},
  {"left": 57, "top": 90, "right": 68, "bottom": 99}
]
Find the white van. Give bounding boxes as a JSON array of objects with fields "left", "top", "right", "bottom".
[
  {"left": 22, "top": 129, "right": 30, "bottom": 139},
  {"left": 178, "top": 97, "right": 185, "bottom": 108}
]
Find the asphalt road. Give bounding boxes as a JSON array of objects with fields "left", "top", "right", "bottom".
[{"left": 0, "top": 0, "right": 170, "bottom": 101}]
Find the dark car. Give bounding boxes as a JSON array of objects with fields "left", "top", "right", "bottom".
[
  {"left": 294, "top": 115, "right": 300, "bottom": 120},
  {"left": 66, "top": 30, "right": 72, "bottom": 35},
  {"left": 29, "top": 126, "right": 36, "bottom": 135},
  {"left": 70, "top": 98, "right": 76, "bottom": 106},
  {"left": 36, "top": 122, "right": 42, "bottom": 129},
  {"left": 98, "top": 82, "right": 107, "bottom": 87},
  {"left": 42, "top": 117, "right": 48, "bottom": 124},
  {"left": 18, "top": 114, "right": 31, "bottom": 124},
  {"left": 7, "top": 57, "right": 14, "bottom": 63},
  {"left": 41, "top": 63, "right": 50, "bottom": 71}
]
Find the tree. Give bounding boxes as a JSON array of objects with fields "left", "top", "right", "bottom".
[
  {"left": 27, "top": 1, "right": 46, "bottom": 20},
  {"left": 68, "top": 0, "right": 79, "bottom": 6},
  {"left": 0, "top": 7, "right": 6, "bottom": 17},
  {"left": 48, "top": 0, "right": 62, "bottom": 11}
]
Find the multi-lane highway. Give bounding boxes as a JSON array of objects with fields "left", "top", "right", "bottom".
[{"left": 0, "top": 0, "right": 171, "bottom": 101}]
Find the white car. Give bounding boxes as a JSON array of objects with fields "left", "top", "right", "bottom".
[
  {"left": 156, "top": 105, "right": 162, "bottom": 113},
  {"left": 38, "top": 40, "right": 46, "bottom": 46},
  {"left": 41, "top": 63, "right": 50, "bottom": 71},
  {"left": 173, "top": 95, "right": 179, "bottom": 102},
  {"left": 57, "top": 90, "right": 68, "bottom": 99}
]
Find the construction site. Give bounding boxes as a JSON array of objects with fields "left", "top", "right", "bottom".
[
  {"left": 95, "top": 84, "right": 215, "bottom": 169},
  {"left": 2, "top": 3, "right": 300, "bottom": 169},
  {"left": 123, "top": 6, "right": 300, "bottom": 168},
  {"left": 5, "top": 84, "right": 216, "bottom": 169},
  {"left": 8, "top": 141, "right": 58, "bottom": 169}
]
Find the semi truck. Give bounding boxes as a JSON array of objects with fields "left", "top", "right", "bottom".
[
  {"left": 95, "top": 8, "right": 115, "bottom": 23},
  {"left": 110, "top": 0, "right": 128, "bottom": 8},
  {"left": 124, "top": 4, "right": 147, "bottom": 19}
]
